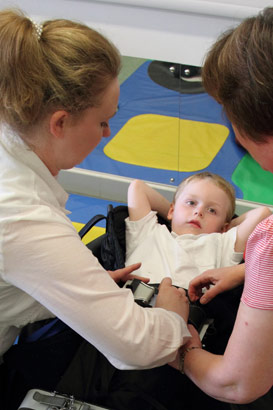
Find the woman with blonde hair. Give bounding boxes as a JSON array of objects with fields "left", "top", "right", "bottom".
[{"left": 0, "top": 9, "right": 190, "bottom": 409}]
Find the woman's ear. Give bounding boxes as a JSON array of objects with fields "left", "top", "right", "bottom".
[
  {"left": 49, "top": 111, "right": 69, "bottom": 139},
  {"left": 167, "top": 203, "right": 174, "bottom": 220}
]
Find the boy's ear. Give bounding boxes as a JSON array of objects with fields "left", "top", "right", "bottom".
[
  {"left": 167, "top": 203, "right": 174, "bottom": 220},
  {"left": 221, "top": 222, "right": 230, "bottom": 233},
  {"left": 49, "top": 111, "right": 69, "bottom": 139}
]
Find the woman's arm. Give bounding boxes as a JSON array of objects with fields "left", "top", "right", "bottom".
[
  {"left": 182, "top": 216, "right": 273, "bottom": 403},
  {"left": 128, "top": 179, "right": 171, "bottom": 221},
  {"left": 6, "top": 218, "right": 191, "bottom": 370},
  {"left": 181, "top": 302, "right": 273, "bottom": 403}
]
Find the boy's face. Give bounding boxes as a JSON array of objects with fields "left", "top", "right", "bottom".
[{"left": 167, "top": 179, "right": 230, "bottom": 235}]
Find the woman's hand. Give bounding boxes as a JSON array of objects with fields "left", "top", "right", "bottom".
[
  {"left": 188, "top": 264, "right": 245, "bottom": 304},
  {"left": 108, "top": 262, "right": 150, "bottom": 284},
  {"left": 156, "top": 278, "right": 190, "bottom": 323}
]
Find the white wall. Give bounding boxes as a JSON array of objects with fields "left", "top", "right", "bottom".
[{"left": 0, "top": 0, "right": 271, "bottom": 65}]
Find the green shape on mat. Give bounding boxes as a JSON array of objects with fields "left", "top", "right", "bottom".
[
  {"left": 232, "top": 153, "right": 273, "bottom": 206},
  {"left": 118, "top": 56, "right": 148, "bottom": 85}
]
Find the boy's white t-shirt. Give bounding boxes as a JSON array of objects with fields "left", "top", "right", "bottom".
[{"left": 125, "top": 211, "right": 243, "bottom": 289}]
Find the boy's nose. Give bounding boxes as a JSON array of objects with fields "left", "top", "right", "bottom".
[{"left": 194, "top": 208, "right": 203, "bottom": 217}]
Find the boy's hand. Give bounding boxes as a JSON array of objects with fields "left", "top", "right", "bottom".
[
  {"left": 108, "top": 262, "right": 150, "bottom": 284},
  {"left": 156, "top": 278, "right": 189, "bottom": 323}
]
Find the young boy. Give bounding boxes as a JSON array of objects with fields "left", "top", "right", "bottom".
[{"left": 125, "top": 172, "right": 271, "bottom": 289}]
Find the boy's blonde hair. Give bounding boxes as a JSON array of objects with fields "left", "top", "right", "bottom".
[{"left": 174, "top": 172, "right": 236, "bottom": 222}]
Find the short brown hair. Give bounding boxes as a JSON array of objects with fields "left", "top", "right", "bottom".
[
  {"left": 174, "top": 172, "right": 236, "bottom": 222},
  {"left": 0, "top": 9, "right": 121, "bottom": 134},
  {"left": 202, "top": 7, "right": 273, "bottom": 143}
]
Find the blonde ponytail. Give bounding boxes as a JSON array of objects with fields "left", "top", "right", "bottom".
[{"left": 0, "top": 9, "right": 121, "bottom": 134}]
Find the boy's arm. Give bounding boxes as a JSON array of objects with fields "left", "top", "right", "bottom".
[
  {"left": 233, "top": 206, "right": 271, "bottom": 252},
  {"left": 128, "top": 179, "right": 171, "bottom": 221}
]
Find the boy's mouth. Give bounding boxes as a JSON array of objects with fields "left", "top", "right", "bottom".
[{"left": 188, "top": 219, "right": 201, "bottom": 228}]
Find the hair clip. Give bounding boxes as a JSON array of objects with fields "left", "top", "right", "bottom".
[{"left": 30, "top": 19, "right": 43, "bottom": 41}]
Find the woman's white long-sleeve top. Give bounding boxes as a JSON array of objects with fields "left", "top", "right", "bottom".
[{"left": 0, "top": 127, "right": 190, "bottom": 367}]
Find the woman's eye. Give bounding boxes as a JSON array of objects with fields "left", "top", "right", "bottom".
[{"left": 101, "top": 121, "right": 108, "bottom": 128}]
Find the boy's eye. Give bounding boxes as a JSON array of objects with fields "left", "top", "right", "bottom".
[
  {"left": 101, "top": 121, "right": 108, "bottom": 128},
  {"left": 186, "top": 200, "right": 195, "bottom": 206},
  {"left": 207, "top": 207, "right": 216, "bottom": 214}
]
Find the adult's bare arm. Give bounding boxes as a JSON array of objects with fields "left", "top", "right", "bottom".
[{"left": 179, "top": 303, "right": 273, "bottom": 404}]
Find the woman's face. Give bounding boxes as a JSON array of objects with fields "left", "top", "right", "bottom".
[
  {"left": 233, "top": 125, "right": 273, "bottom": 174},
  {"left": 59, "top": 77, "right": 120, "bottom": 170}
]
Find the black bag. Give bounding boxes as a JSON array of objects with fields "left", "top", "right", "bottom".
[{"left": 79, "top": 204, "right": 128, "bottom": 270}]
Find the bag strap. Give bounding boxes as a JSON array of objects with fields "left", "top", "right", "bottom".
[
  {"left": 32, "top": 391, "right": 96, "bottom": 409},
  {"left": 33, "top": 391, "right": 68, "bottom": 407},
  {"left": 78, "top": 214, "right": 106, "bottom": 240}
]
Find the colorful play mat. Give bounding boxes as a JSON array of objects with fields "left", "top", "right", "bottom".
[
  {"left": 68, "top": 58, "right": 273, "bottom": 235},
  {"left": 76, "top": 59, "right": 273, "bottom": 206}
]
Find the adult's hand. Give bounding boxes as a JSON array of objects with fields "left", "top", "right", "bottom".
[
  {"left": 156, "top": 277, "right": 189, "bottom": 323},
  {"left": 108, "top": 262, "right": 150, "bottom": 284},
  {"left": 188, "top": 264, "right": 245, "bottom": 304}
]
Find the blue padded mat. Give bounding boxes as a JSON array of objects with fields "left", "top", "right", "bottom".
[
  {"left": 66, "top": 194, "right": 124, "bottom": 225},
  {"left": 77, "top": 61, "right": 246, "bottom": 199}
]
